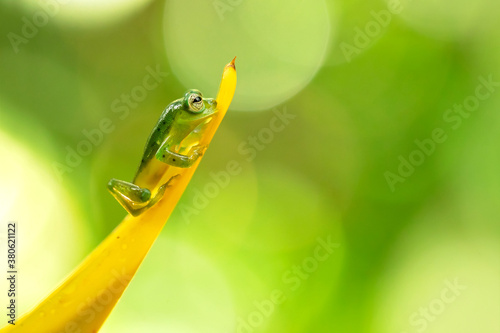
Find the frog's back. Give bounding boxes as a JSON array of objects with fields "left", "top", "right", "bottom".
[{"left": 133, "top": 100, "right": 182, "bottom": 187}]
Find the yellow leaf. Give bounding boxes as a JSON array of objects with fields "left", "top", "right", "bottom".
[{"left": 2, "top": 58, "right": 237, "bottom": 333}]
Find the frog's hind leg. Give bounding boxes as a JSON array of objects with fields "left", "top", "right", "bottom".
[
  {"left": 107, "top": 179, "right": 152, "bottom": 216},
  {"left": 107, "top": 175, "right": 179, "bottom": 216}
]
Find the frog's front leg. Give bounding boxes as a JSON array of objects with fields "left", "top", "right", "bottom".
[
  {"left": 107, "top": 176, "right": 177, "bottom": 216},
  {"left": 155, "top": 139, "right": 207, "bottom": 168}
]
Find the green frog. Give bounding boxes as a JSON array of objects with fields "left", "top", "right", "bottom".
[{"left": 107, "top": 89, "right": 217, "bottom": 216}]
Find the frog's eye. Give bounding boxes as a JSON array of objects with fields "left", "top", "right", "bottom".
[{"left": 188, "top": 94, "right": 204, "bottom": 113}]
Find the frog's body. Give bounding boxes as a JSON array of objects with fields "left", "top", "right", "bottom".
[{"left": 108, "top": 89, "right": 217, "bottom": 216}]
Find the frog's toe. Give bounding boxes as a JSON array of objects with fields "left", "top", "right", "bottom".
[{"left": 151, "top": 174, "right": 180, "bottom": 202}]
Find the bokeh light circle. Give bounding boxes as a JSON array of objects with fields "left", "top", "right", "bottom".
[
  {"left": 374, "top": 214, "right": 500, "bottom": 333},
  {"left": 0, "top": 127, "right": 90, "bottom": 317},
  {"left": 163, "top": 0, "right": 332, "bottom": 111}
]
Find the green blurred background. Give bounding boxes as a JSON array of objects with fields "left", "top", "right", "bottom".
[{"left": 0, "top": 0, "right": 499, "bottom": 332}]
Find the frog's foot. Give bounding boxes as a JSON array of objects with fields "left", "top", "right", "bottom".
[
  {"left": 107, "top": 175, "right": 180, "bottom": 216},
  {"left": 140, "top": 174, "right": 180, "bottom": 210},
  {"left": 107, "top": 179, "right": 151, "bottom": 216}
]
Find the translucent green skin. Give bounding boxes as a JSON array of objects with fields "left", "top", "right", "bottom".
[{"left": 108, "top": 89, "right": 217, "bottom": 216}]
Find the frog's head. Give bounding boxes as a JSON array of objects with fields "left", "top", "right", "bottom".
[{"left": 176, "top": 89, "right": 218, "bottom": 129}]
